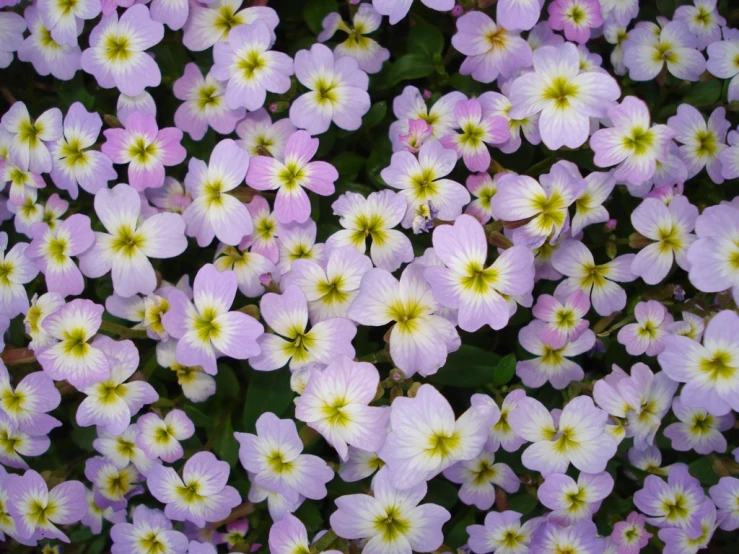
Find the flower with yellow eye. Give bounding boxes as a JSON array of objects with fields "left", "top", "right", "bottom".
[{"left": 79, "top": 184, "right": 188, "bottom": 297}]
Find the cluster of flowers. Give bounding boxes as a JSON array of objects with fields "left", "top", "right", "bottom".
[{"left": 1, "top": 0, "right": 739, "bottom": 552}]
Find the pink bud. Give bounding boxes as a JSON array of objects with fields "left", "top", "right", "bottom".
[
  {"left": 605, "top": 219, "right": 617, "bottom": 230},
  {"left": 269, "top": 103, "right": 279, "bottom": 112},
  {"left": 259, "top": 273, "right": 273, "bottom": 287},
  {"left": 451, "top": 5, "right": 463, "bottom": 16},
  {"left": 422, "top": 89, "right": 432, "bottom": 100}
]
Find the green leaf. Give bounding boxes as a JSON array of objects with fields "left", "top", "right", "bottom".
[
  {"left": 294, "top": 502, "right": 324, "bottom": 531},
  {"left": 427, "top": 346, "right": 501, "bottom": 388},
  {"left": 215, "top": 364, "right": 240, "bottom": 402},
  {"left": 184, "top": 405, "right": 213, "bottom": 430},
  {"left": 507, "top": 492, "right": 538, "bottom": 515},
  {"left": 213, "top": 416, "right": 238, "bottom": 467},
  {"left": 689, "top": 457, "right": 720, "bottom": 486},
  {"left": 241, "top": 367, "right": 294, "bottom": 432},
  {"left": 408, "top": 20, "right": 444, "bottom": 57},
  {"left": 332, "top": 152, "right": 366, "bottom": 181},
  {"left": 492, "top": 353, "right": 516, "bottom": 386},
  {"left": 386, "top": 55, "right": 436, "bottom": 87},
  {"left": 303, "top": 0, "right": 338, "bottom": 35},
  {"left": 448, "top": 73, "right": 484, "bottom": 97},
  {"left": 425, "top": 480, "right": 459, "bottom": 509},
  {"left": 683, "top": 79, "right": 722, "bottom": 107},
  {"left": 363, "top": 101, "right": 388, "bottom": 130}
]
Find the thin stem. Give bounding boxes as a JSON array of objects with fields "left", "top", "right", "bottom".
[
  {"left": 99, "top": 320, "right": 150, "bottom": 340},
  {"left": 310, "top": 529, "right": 338, "bottom": 553}
]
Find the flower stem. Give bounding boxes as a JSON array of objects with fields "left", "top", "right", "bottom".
[
  {"left": 99, "top": 320, "right": 149, "bottom": 340},
  {"left": 310, "top": 529, "right": 338, "bottom": 553}
]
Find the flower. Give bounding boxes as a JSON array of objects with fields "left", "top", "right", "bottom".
[
  {"left": 50, "top": 102, "right": 116, "bottom": 199},
  {"left": 600, "top": 0, "right": 638, "bottom": 26},
  {"left": 276, "top": 220, "right": 325, "bottom": 275},
  {"left": 37, "top": 0, "right": 101, "bottom": 46},
  {"left": 1, "top": 101, "right": 62, "bottom": 173},
  {"left": 532, "top": 290, "right": 590, "bottom": 347},
  {"left": 491, "top": 164, "right": 585, "bottom": 248},
  {"left": 630, "top": 196, "right": 698, "bottom": 284},
  {"left": 318, "top": 4, "right": 390, "bottom": 74},
  {"left": 250, "top": 284, "right": 355, "bottom": 371},
  {"left": 81, "top": 5, "right": 164, "bottom": 96},
  {"left": 378, "top": 384, "right": 496, "bottom": 489},
  {"left": 330, "top": 466, "right": 451, "bottom": 553},
  {"left": 706, "top": 31, "right": 739, "bottom": 102},
  {"left": 211, "top": 21, "right": 294, "bottom": 111},
  {"left": 156, "top": 340, "right": 216, "bottom": 403},
  {"left": 242, "top": 195, "right": 280, "bottom": 263},
  {"left": 667, "top": 104, "right": 728, "bottom": 184},
  {"left": 622, "top": 21, "right": 706, "bottom": 82},
  {"left": 547, "top": 0, "right": 603, "bottom": 44},
  {"left": 327, "top": 190, "right": 413, "bottom": 271},
  {"left": 26, "top": 214, "right": 94, "bottom": 297},
  {"left": 590, "top": 96, "right": 674, "bottom": 187},
  {"left": 236, "top": 108, "right": 296, "bottom": 159},
  {"left": 451, "top": 11, "right": 533, "bottom": 84},
  {"left": 537, "top": 471, "right": 614, "bottom": 524},
  {"left": 594, "top": 363, "right": 677, "bottom": 450},
  {"left": 182, "top": 138, "right": 253, "bottom": 247},
  {"left": 17, "top": 6, "right": 82, "bottom": 81},
  {"left": 213, "top": 243, "right": 278, "bottom": 299},
  {"left": 424, "top": 214, "right": 534, "bottom": 331},
  {"left": 472, "top": 390, "right": 527, "bottom": 453},
  {"left": 443, "top": 451, "right": 520, "bottom": 511},
  {"left": 136, "top": 409, "right": 195, "bottom": 463},
  {"left": 442, "top": 98, "right": 510, "bottom": 171},
  {"left": 0, "top": 233, "right": 39, "bottom": 317},
  {"left": 674, "top": 0, "right": 725, "bottom": 50},
  {"left": 110, "top": 505, "right": 188, "bottom": 554},
  {"left": 35, "top": 298, "right": 111, "bottom": 388},
  {"left": 76, "top": 336, "right": 158, "bottom": 433},
  {"left": 617, "top": 300, "right": 673, "bottom": 356},
  {"left": 117, "top": 92, "right": 156, "bottom": 125},
  {"left": 92, "top": 425, "right": 159, "bottom": 476},
  {"left": 173, "top": 63, "right": 245, "bottom": 141},
  {"left": 687, "top": 203, "right": 739, "bottom": 301},
  {"left": 269, "top": 513, "right": 341, "bottom": 554},
  {"left": 508, "top": 396, "right": 618, "bottom": 476},
  {"left": 7, "top": 470, "right": 86, "bottom": 542},
  {"left": 709, "top": 476, "right": 739, "bottom": 531},
  {"left": 478, "top": 90, "right": 541, "bottom": 154},
  {"left": 24, "top": 292, "right": 64, "bottom": 349},
  {"left": 634, "top": 464, "right": 706, "bottom": 528},
  {"left": 551, "top": 239, "right": 636, "bottom": 316},
  {"left": 0, "top": 361, "right": 61, "bottom": 435},
  {"left": 0, "top": 12, "right": 25, "bottom": 69},
  {"left": 658, "top": 310, "right": 739, "bottom": 416},
  {"left": 464, "top": 172, "right": 499, "bottom": 224},
  {"left": 290, "top": 44, "right": 370, "bottom": 135},
  {"left": 657, "top": 500, "right": 717, "bottom": 554},
  {"left": 610, "top": 512, "right": 652, "bottom": 554},
  {"left": 528, "top": 521, "right": 603, "bottom": 554},
  {"left": 162, "top": 263, "right": 264, "bottom": 375},
  {"left": 0, "top": 412, "right": 50, "bottom": 469},
  {"left": 295, "top": 356, "right": 389, "bottom": 460},
  {"left": 508, "top": 42, "right": 620, "bottom": 149},
  {"left": 664, "top": 396, "right": 733, "bottom": 455},
  {"left": 284, "top": 245, "right": 372, "bottom": 322},
  {"left": 372, "top": 0, "right": 454, "bottom": 25},
  {"left": 516, "top": 320, "right": 595, "bottom": 389},
  {"left": 102, "top": 112, "right": 186, "bottom": 192},
  {"left": 246, "top": 130, "right": 338, "bottom": 224},
  {"left": 147, "top": 451, "right": 241, "bottom": 526},
  {"left": 235, "top": 412, "right": 334, "bottom": 501},
  {"left": 182, "top": 1, "right": 278, "bottom": 52},
  {"left": 466, "top": 510, "right": 543, "bottom": 554},
  {"left": 389, "top": 87, "right": 466, "bottom": 151},
  {"left": 78, "top": 184, "right": 188, "bottom": 297}
]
